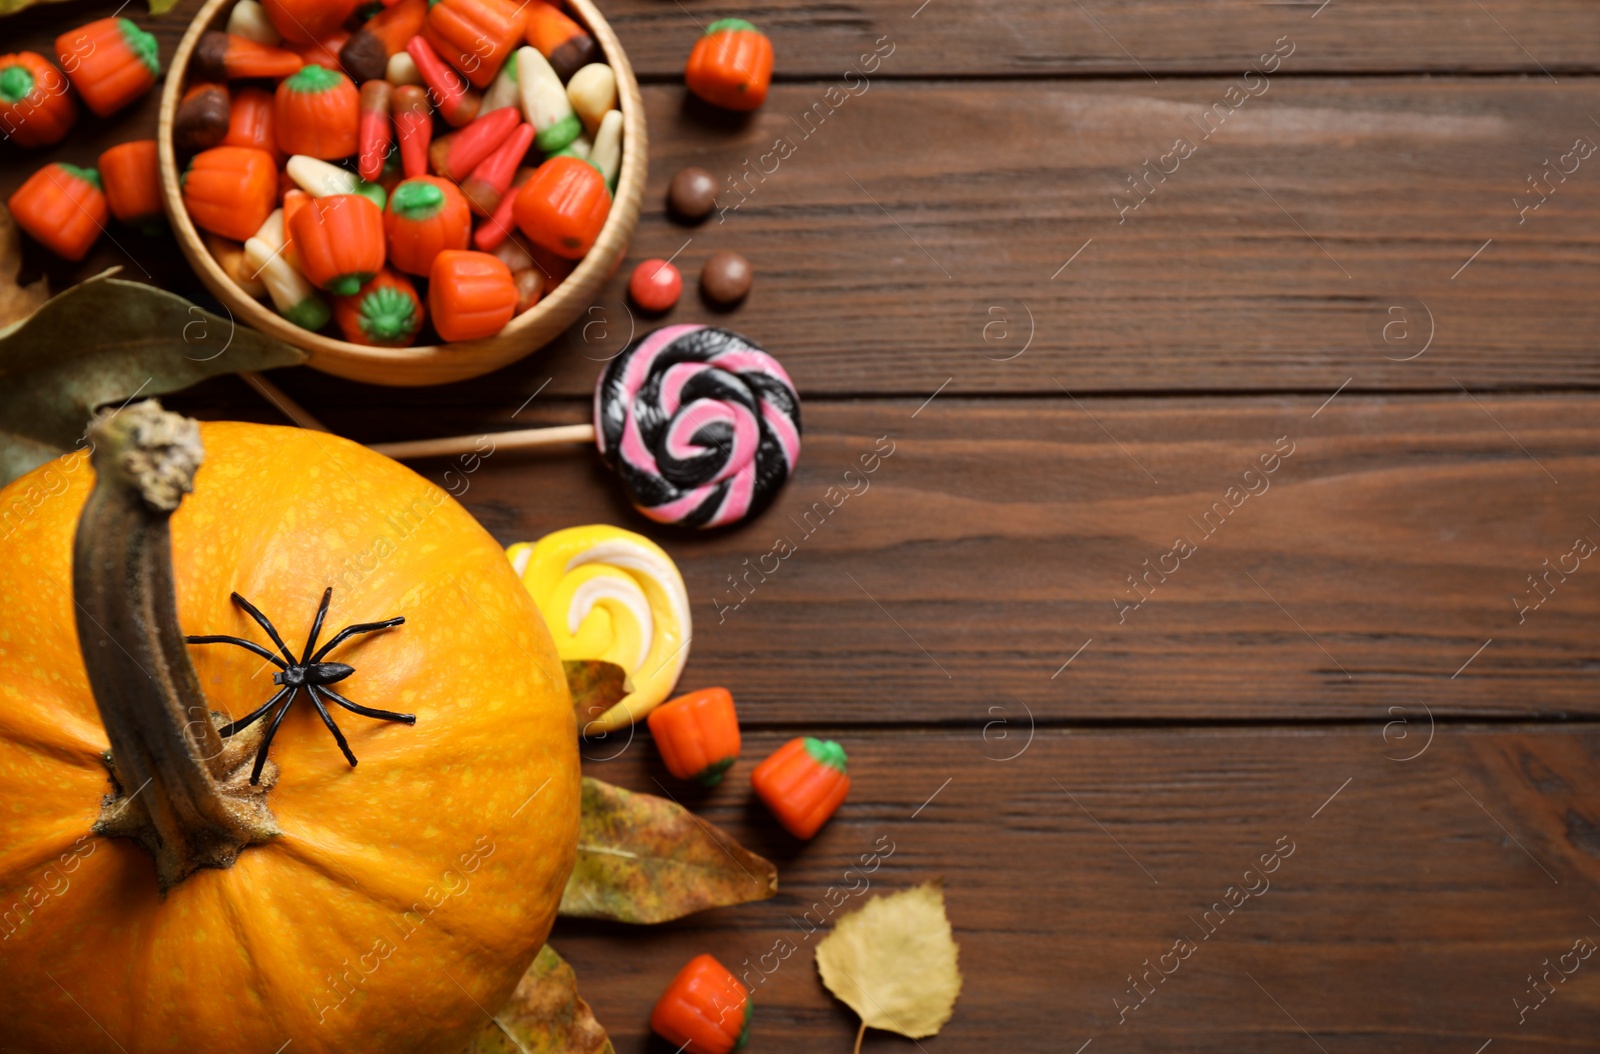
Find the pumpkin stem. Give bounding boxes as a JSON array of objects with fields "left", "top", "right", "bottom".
[{"left": 74, "top": 400, "right": 279, "bottom": 891}]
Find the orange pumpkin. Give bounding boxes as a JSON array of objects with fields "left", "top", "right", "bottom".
[{"left": 0, "top": 405, "right": 580, "bottom": 1053}]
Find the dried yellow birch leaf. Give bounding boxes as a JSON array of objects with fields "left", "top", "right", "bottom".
[{"left": 815, "top": 879, "right": 962, "bottom": 1043}]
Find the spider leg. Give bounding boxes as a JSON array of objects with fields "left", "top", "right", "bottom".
[
  {"left": 318, "top": 685, "right": 417, "bottom": 725},
  {"left": 231, "top": 592, "right": 298, "bottom": 665},
  {"left": 219, "top": 684, "right": 295, "bottom": 737},
  {"left": 184, "top": 635, "right": 288, "bottom": 669},
  {"left": 301, "top": 587, "right": 334, "bottom": 664},
  {"left": 311, "top": 617, "right": 406, "bottom": 663},
  {"left": 306, "top": 685, "right": 359, "bottom": 768},
  {"left": 251, "top": 687, "right": 299, "bottom": 785}
]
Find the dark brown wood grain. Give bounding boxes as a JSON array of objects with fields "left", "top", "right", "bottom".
[
  {"left": 595, "top": 0, "right": 1600, "bottom": 78},
  {"left": 9, "top": 73, "right": 1600, "bottom": 396},
  {"left": 9, "top": 0, "right": 1600, "bottom": 79},
  {"left": 3, "top": 0, "right": 1598, "bottom": 1050},
  {"left": 559, "top": 726, "right": 1600, "bottom": 1052},
  {"left": 157, "top": 390, "right": 1600, "bottom": 724}
]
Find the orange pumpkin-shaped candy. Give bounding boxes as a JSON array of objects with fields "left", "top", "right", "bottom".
[
  {"left": 512, "top": 155, "right": 610, "bottom": 259},
  {"left": 333, "top": 268, "right": 425, "bottom": 346},
  {"left": 55, "top": 17, "right": 160, "bottom": 118},
  {"left": 223, "top": 86, "right": 282, "bottom": 162},
  {"left": 385, "top": 175, "right": 471, "bottom": 276},
  {"left": 430, "top": 249, "right": 517, "bottom": 340},
  {"left": 182, "top": 145, "right": 278, "bottom": 243},
  {"left": 650, "top": 954, "right": 752, "bottom": 1054},
  {"left": 275, "top": 64, "right": 359, "bottom": 159},
  {"left": 99, "top": 140, "right": 163, "bottom": 228},
  {"left": 6, "top": 162, "right": 106, "bottom": 261},
  {"left": 648, "top": 688, "right": 741, "bottom": 785},
  {"left": 750, "top": 736, "right": 849, "bottom": 839},
  {"left": 684, "top": 19, "right": 772, "bottom": 112},
  {"left": 291, "top": 193, "right": 386, "bottom": 295},
  {"left": 0, "top": 405, "right": 580, "bottom": 1054},
  {"left": 0, "top": 52, "right": 76, "bottom": 148},
  {"left": 262, "top": 0, "right": 357, "bottom": 46}
]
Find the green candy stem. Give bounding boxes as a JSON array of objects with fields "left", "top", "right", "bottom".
[
  {"left": 735, "top": 999, "right": 752, "bottom": 1049},
  {"left": 535, "top": 112, "right": 582, "bottom": 155},
  {"left": 359, "top": 286, "right": 418, "bottom": 343},
  {"left": 390, "top": 179, "right": 445, "bottom": 220},
  {"left": 706, "top": 17, "right": 761, "bottom": 36},
  {"left": 354, "top": 180, "right": 387, "bottom": 210},
  {"left": 57, "top": 163, "right": 102, "bottom": 191},
  {"left": 0, "top": 64, "right": 34, "bottom": 104},
  {"left": 285, "top": 63, "right": 344, "bottom": 94},
  {"left": 695, "top": 756, "right": 737, "bottom": 786},
  {"left": 284, "top": 295, "right": 332, "bottom": 331},
  {"left": 118, "top": 18, "right": 161, "bottom": 77},
  {"left": 326, "top": 272, "right": 373, "bottom": 297},
  {"left": 802, "top": 737, "right": 847, "bottom": 772}
]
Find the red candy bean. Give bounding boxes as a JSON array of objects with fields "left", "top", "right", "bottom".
[{"left": 629, "top": 258, "right": 681, "bottom": 313}]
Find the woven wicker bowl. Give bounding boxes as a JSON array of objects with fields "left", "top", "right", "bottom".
[{"left": 158, "top": 0, "right": 646, "bottom": 387}]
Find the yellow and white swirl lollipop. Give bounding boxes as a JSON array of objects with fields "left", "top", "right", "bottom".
[{"left": 507, "top": 525, "right": 691, "bottom": 734}]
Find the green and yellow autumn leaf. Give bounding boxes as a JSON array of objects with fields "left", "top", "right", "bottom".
[
  {"left": 463, "top": 945, "right": 613, "bottom": 1054},
  {"left": 560, "top": 777, "right": 777, "bottom": 924}
]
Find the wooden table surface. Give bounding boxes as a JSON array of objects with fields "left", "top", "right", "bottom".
[{"left": 7, "top": 0, "right": 1600, "bottom": 1050}]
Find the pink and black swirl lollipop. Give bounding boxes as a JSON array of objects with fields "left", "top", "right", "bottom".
[
  {"left": 367, "top": 324, "right": 800, "bottom": 529},
  {"left": 594, "top": 324, "right": 801, "bottom": 529}
]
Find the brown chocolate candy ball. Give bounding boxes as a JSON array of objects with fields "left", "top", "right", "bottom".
[
  {"left": 700, "top": 251, "right": 752, "bottom": 306},
  {"left": 668, "top": 166, "right": 718, "bottom": 222}
]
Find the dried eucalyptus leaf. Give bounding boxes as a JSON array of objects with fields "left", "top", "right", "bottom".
[
  {"left": 0, "top": 204, "right": 49, "bottom": 328},
  {"left": 560, "top": 777, "right": 777, "bottom": 924},
  {"left": 0, "top": 0, "right": 173, "bottom": 10},
  {"left": 815, "top": 880, "right": 963, "bottom": 1040},
  {"left": 0, "top": 0, "right": 69, "bottom": 15},
  {"left": 564, "top": 660, "right": 631, "bottom": 730},
  {"left": 0, "top": 272, "right": 306, "bottom": 486},
  {"left": 462, "top": 945, "right": 613, "bottom": 1054}
]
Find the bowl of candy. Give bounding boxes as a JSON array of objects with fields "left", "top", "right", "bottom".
[{"left": 157, "top": 0, "right": 645, "bottom": 386}]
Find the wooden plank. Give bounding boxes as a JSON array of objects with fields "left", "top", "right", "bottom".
[
  {"left": 599, "top": 0, "right": 1600, "bottom": 78},
  {"left": 163, "top": 389, "right": 1600, "bottom": 723},
  {"left": 8, "top": 0, "right": 1600, "bottom": 80},
  {"left": 535, "top": 77, "right": 1600, "bottom": 397},
  {"left": 11, "top": 76, "right": 1597, "bottom": 398},
  {"left": 557, "top": 725, "right": 1600, "bottom": 1052}
]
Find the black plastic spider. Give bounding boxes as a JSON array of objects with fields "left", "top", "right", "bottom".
[{"left": 186, "top": 588, "right": 415, "bottom": 784}]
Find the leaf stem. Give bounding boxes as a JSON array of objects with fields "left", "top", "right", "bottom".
[{"left": 854, "top": 1019, "right": 866, "bottom": 1054}]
